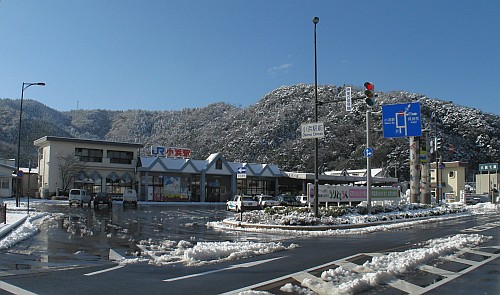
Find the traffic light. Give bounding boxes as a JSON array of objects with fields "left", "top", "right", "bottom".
[
  {"left": 436, "top": 137, "right": 442, "bottom": 150},
  {"left": 364, "top": 82, "right": 375, "bottom": 106}
]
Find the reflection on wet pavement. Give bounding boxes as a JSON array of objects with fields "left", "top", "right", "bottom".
[{"left": 0, "top": 202, "right": 286, "bottom": 272}]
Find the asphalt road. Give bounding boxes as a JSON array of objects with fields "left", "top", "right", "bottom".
[{"left": 0, "top": 202, "right": 498, "bottom": 294}]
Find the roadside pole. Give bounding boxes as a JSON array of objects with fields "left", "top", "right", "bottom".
[
  {"left": 410, "top": 136, "right": 420, "bottom": 203},
  {"left": 366, "top": 109, "right": 372, "bottom": 214},
  {"left": 421, "top": 130, "right": 431, "bottom": 204}
]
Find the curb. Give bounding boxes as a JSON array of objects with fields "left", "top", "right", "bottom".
[{"left": 0, "top": 215, "right": 29, "bottom": 240}]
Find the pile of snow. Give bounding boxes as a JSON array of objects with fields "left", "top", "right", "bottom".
[
  {"left": 119, "top": 239, "right": 297, "bottom": 266},
  {"left": 0, "top": 212, "right": 52, "bottom": 250},
  {"left": 467, "top": 202, "right": 499, "bottom": 214}
]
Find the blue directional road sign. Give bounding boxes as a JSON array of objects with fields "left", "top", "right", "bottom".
[
  {"left": 382, "top": 102, "right": 422, "bottom": 138},
  {"left": 364, "top": 147, "right": 374, "bottom": 158}
]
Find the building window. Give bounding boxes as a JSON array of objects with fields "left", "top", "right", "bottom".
[
  {"left": 75, "top": 148, "right": 103, "bottom": 163},
  {"left": 108, "top": 150, "right": 133, "bottom": 164},
  {"left": 216, "top": 159, "right": 222, "bottom": 170},
  {"left": 449, "top": 171, "right": 455, "bottom": 178},
  {"left": 0, "top": 178, "right": 9, "bottom": 189}
]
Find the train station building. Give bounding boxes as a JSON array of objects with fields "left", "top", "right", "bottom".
[{"left": 32, "top": 136, "right": 398, "bottom": 202}]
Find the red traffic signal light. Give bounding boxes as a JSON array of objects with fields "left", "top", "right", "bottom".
[
  {"left": 364, "top": 82, "right": 375, "bottom": 106},
  {"left": 364, "top": 82, "right": 374, "bottom": 97}
]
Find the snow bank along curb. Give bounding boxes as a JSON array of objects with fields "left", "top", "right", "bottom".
[
  {"left": 221, "top": 213, "right": 467, "bottom": 231},
  {"left": 0, "top": 214, "right": 29, "bottom": 239}
]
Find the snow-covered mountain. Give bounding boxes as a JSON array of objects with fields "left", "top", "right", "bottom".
[{"left": 1, "top": 83, "right": 498, "bottom": 181}]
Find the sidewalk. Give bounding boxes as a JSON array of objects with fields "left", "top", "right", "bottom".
[{"left": 0, "top": 210, "right": 29, "bottom": 240}]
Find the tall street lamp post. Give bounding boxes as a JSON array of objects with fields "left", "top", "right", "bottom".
[
  {"left": 313, "top": 16, "right": 319, "bottom": 217},
  {"left": 16, "top": 82, "right": 45, "bottom": 207}
]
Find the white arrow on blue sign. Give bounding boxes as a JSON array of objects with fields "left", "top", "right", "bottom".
[
  {"left": 382, "top": 102, "right": 422, "bottom": 138},
  {"left": 237, "top": 167, "right": 246, "bottom": 174},
  {"left": 364, "top": 147, "right": 374, "bottom": 158}
]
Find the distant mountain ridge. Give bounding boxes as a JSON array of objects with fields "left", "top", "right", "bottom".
[{"left": 1, "top": 83, "right": 499, "bottom": 181}]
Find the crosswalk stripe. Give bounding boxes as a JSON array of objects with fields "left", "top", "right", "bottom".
[
  {"left": 0, "top": 280, "right": 37, "bottom": 295},
  {"left": 223, "top": 245, "right": 500, "bottom": 294}
]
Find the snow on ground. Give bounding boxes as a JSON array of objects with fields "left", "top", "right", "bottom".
[
  {"left": 236, "top": 233, "right": 493, "bottom": 295},
  {"left": 0, "top": 211, "right": 52, "bottom": 251},
  {"left": 208, "top": 202, "right": 499, "bottom": 237},
  {"left": 120, "top": 239, "right": 298, "bottom": 267},
  {"left": 292, "top": 233, "right": 491, "bottom": 295},
  {"left": 226, "top": 203, "right": 481, "bottom": 226},
  {"left": 1, "top": 199, "right": 498, "bottom": 273}
]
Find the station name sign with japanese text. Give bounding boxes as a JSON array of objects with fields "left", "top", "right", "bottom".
[
  {"left": 479, "top": 163, "right": 498, "bottom": 172},
  {"left": 301, "top": 122, "right": 325, "bottom": 139},
  {"left": 151, "top": 146, "right": 191, "bottom": 159}
]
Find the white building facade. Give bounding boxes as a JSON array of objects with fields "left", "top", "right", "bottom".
[{"left": 34, "top": 136, "right": 143, "bottom": 198}]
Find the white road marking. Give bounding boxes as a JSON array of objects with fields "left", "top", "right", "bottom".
[
  {"left": 108, "top": 248, "right": 125, "bottom": 261},
  {"left": 84, "top": 264, "right": 125, "bottom": 276},
  {"left": 163, "top": 256, "right": 285, "bottom": 282},
  {"left": 0, "top": 280, "right": 38, "bottom": 295},
  {"left": 84, "top": 248, "right": 126, "bottom": 276},
  {"left": 221, "top": 246, "right": 500, "bottom": 295},
  {"left": 461, "top": 221, "right": 500, "bottom": 232}
]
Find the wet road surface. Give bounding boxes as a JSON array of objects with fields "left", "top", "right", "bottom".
[{"left": 1, "top": 201, "right": 282, "bottom": 272}]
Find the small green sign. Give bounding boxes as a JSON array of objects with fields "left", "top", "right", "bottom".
[{"left": 479, "top": 163, "right": 498, "bottom": 172}]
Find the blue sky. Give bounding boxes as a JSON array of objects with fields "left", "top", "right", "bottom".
[{"left": 1, "top": 0, "right": 499, "bottom": 115}]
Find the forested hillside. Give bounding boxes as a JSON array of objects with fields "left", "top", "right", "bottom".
[{"left": 1, "top": 83, "right": 499, "bottom": 181}]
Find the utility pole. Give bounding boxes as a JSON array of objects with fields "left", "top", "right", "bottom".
[
  {"left": 421, "top": 130, "right": 431, "bottom": 204},
  {"left": 312, "top": 16, "right": 320, "bottom": 217},
  {"left": 366, "top": 109, "right": 372, "bottom": 214}
]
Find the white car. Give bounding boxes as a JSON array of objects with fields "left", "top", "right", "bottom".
[
  {"left": 296, "top": 195, "right": 309, "bottom": 206},
  {"left": 257, "top": 195, "right": 280, "bottom": 209},
  {"left": 226, "top": 195, "right": 259, "bottom": 212},
  {"left": 68, "top": 189, "right": 91, "bottom": 207},
  {"left": 123, "top": 189, "right": 138, "bottom": 208}
]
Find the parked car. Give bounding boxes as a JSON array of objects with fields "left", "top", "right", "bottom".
[
  {"left": 465, "top": 194, "right": 489, "bottom": 205},
  {"left": 465, "top": 195, "right": 478, "bottom": 205},
  {"left": 276, "top": 195, "right": 301, "bottom": 206},
  {"left": 68, "top": 189, "right": 91, "bottom": 207},
  {"left": 296, "top": 195, "right": 309, "bottom": 206},
  {"left": 93, "top": 192, "right": 112, "bottom": 209},
  {"left": 122, "top": 189, "right": 138, "bottom": 208},
  {"left": 226, "top": 195, "right": 259, "bottom": 212},
  {"left": 473, "top": 195, "right": 490, "bottom": 203},
  {"left": 257, "top": 195, "right": 280, "bottom": 209}
]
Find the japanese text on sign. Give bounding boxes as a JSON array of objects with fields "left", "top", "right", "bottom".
[
  {"left": 301, "top": 122, "right": 325, "bottom": 139},
  {"left": 151, "top": 146, "right": 191, "bottom": 159}
]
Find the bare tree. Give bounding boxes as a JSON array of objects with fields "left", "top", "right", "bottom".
[{"left": 56, "top": 152, "right": 85, "bottom": 194}]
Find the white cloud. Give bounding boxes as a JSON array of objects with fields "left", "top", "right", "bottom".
[{"left": 267, "top": 63, "right": 292, "bottom": 75}]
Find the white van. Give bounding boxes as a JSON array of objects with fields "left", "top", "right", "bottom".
[
  {"left": 69, "top": 189, "right": 91, "bottom": 207},
  {"left": 123, "top": 189, "right": 138, "bottom": 208},
  {"left": 296, "top": 195, "right": 309, "bottom": 206}
]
